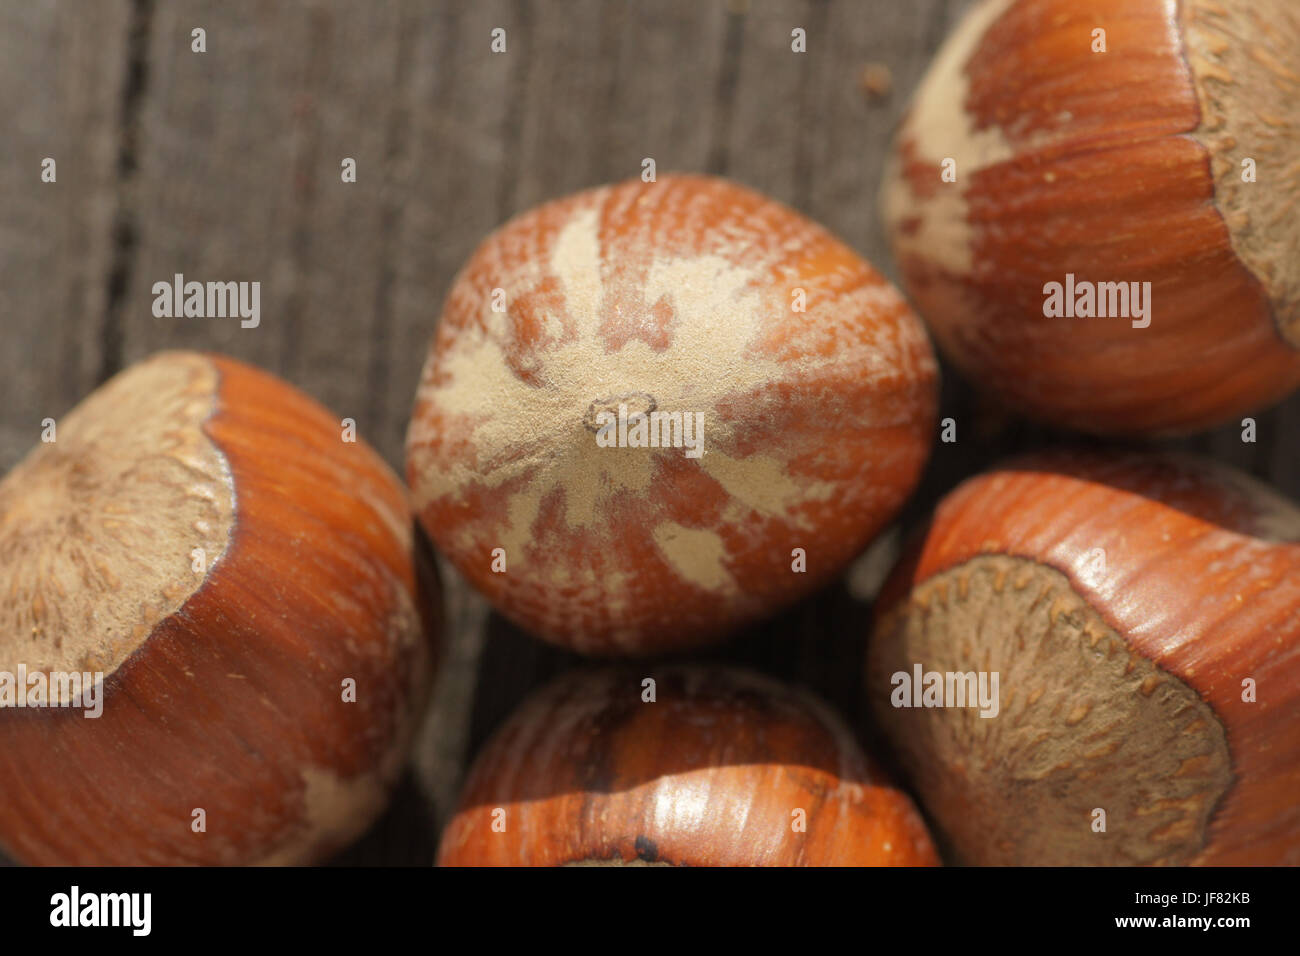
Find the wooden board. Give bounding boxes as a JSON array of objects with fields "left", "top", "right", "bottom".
[
  {"left": 2, "top": 0, "right": 1296, "bottom": 865},
  {"left": 0, "top": 0, "right": 131, "bottom": 469}
]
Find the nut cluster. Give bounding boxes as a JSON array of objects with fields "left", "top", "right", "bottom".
[{"left": 3, "top": 0, "right": 1298, "bottom": 869}]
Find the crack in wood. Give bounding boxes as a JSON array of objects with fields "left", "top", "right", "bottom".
[{"left": 99, "top": 0, "right": 154, "bottom": 384}]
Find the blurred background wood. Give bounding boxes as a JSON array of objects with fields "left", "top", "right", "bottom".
[{"left": 2, "top": 0, "right": 1295, "bottom": 865}]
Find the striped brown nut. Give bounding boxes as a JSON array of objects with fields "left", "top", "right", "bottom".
[
  {"left": 881, "top": 0, "right": 1300, "bottom": 435},
  {"left": 0, "top": 351, "right": 437, "bottom": 865},
  {"left": 407, "top": 173, "right": 938, "bottom": 655},
  {"left": 437, "top": 666, "right": 940, "bottom": 867},
  {"left": 866, "top": 450, "right": 1300, "bottom": 865}
]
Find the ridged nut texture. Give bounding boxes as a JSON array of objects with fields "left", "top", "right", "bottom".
[
  {"left": 0, "top": 351, "right": 438, "bottom": 865},
  {"left": 407, "top": 173, "right": 938, "bottom": 655},
  {"left": 867, "top": 450, "right": 1300, "bottom": 865},
  {"left": 438, "top": 666, "right": 940, "bottom": 866},
  {"left": 881, "top": 0, "right": 1300, "bottom": 435}
]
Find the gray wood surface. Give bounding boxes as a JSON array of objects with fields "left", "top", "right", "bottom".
[{"left": 2, "top": 0, "right": 1296, "bottom": 865}]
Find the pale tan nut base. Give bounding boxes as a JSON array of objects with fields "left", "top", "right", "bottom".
[{"left": 867, "top": 555, "right": 1232, "bottom": 866}]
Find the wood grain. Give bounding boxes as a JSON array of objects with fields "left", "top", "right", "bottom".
[{"left": 0, "top": 0, "right": 131, "bottom": 472}]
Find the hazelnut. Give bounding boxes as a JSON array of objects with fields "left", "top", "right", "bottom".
[
  {"left": 407, "top": 173, "right": 938, "bottom": 654},
  {"left": 881, "top": 0, "right": 1300, "bottom": 434},
  {"left": 866, "top": 449, "right": 1300, "bottom": 864},
  {"left": 0, "top": 351, "right": 437, "bottom": 865},
  {"left": 438, "top": 666, "right": 939, "bottom": 866}
]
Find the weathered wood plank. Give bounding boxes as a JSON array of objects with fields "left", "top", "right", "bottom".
[
  {"left": 712, "top": 0, "right": 819, "bottom": 195},
  {"left": 118, "top": 0, "right": 408, "bottom": 433},
  {"left": 604, "top": 0, "right": 729, "bottom": 178},
  {"left": 509, "top": 0, "right": 628, "bottom": 210},
  {"left": 0, "top": 0, "right": 132, "bottom": 472}
]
